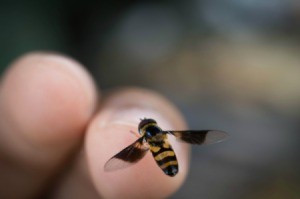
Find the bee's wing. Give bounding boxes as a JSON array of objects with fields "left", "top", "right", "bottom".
[
  {"left": 164, "top": 130, "right": 228, "bottom": 145},
  {"left": 104, "top": 137, "right": 149, "bottom": 171}
]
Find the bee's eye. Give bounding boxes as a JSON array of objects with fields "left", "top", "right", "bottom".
[{"left": 138, "top": 118, "right": 157, "bottom": 130}]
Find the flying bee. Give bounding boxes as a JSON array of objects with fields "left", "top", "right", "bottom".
[{"left": 104, "top": 118, "right": 228, "bottom": 177}]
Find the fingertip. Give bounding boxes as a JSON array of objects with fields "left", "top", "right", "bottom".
[
  {"left": 1, "top": 52, "right": 98, "bottom": 147},
  {"left": 85, "top": 88, "right": 189, "bottom": 198},
  {"left": 0, "top": 52, "right": 98, "bottom": 198}
]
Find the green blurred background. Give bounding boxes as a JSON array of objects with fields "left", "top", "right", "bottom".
[{"left": 1, "top": 0, "right": 300, "bottom": 198}]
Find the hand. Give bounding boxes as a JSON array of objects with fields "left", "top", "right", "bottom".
[{"left": 0, "top": 53, "right": 190, "bottom": 199}]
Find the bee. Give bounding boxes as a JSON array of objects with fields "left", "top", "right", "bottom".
[{"left": 104, "top": 118, "right": 228, "bottom": 177}]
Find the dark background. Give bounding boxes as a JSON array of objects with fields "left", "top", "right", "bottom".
[{"left": 1, "top": 0, "right": 300, "bottom": 198}]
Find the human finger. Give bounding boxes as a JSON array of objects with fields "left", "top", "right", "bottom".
[
  {"left": 0, "top": 52, "right": 98, "bottom": 198},
  {"left": 85, "top": 88, "right": 190, "bottom": 199}
]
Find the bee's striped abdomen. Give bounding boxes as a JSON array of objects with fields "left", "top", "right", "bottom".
[{"left": 150, "top": 141, "right": 178, "bottom": 177}]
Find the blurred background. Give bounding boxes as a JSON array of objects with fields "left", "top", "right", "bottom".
[{"left": 1, "top": 0, "right": 300, "bottom": 198}]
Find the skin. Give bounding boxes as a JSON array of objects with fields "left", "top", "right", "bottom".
[{"left": 0, "top": 52, "right": 190, "bottom": 199}]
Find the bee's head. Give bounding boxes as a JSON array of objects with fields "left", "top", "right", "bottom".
[{"left": 138, "top": 118, "right": 157, "bottom": 133}]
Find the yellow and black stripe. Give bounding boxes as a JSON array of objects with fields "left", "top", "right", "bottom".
[
  {"left": 150, "top": 141, "right": 178, "bottom": 177},
  {"left": 104, "top": 118, "right": 228, "bottom": 177}
]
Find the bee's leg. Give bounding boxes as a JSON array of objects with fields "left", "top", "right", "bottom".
[{"left": 129, "top": 130, "right": 140, "bottom": 138}]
